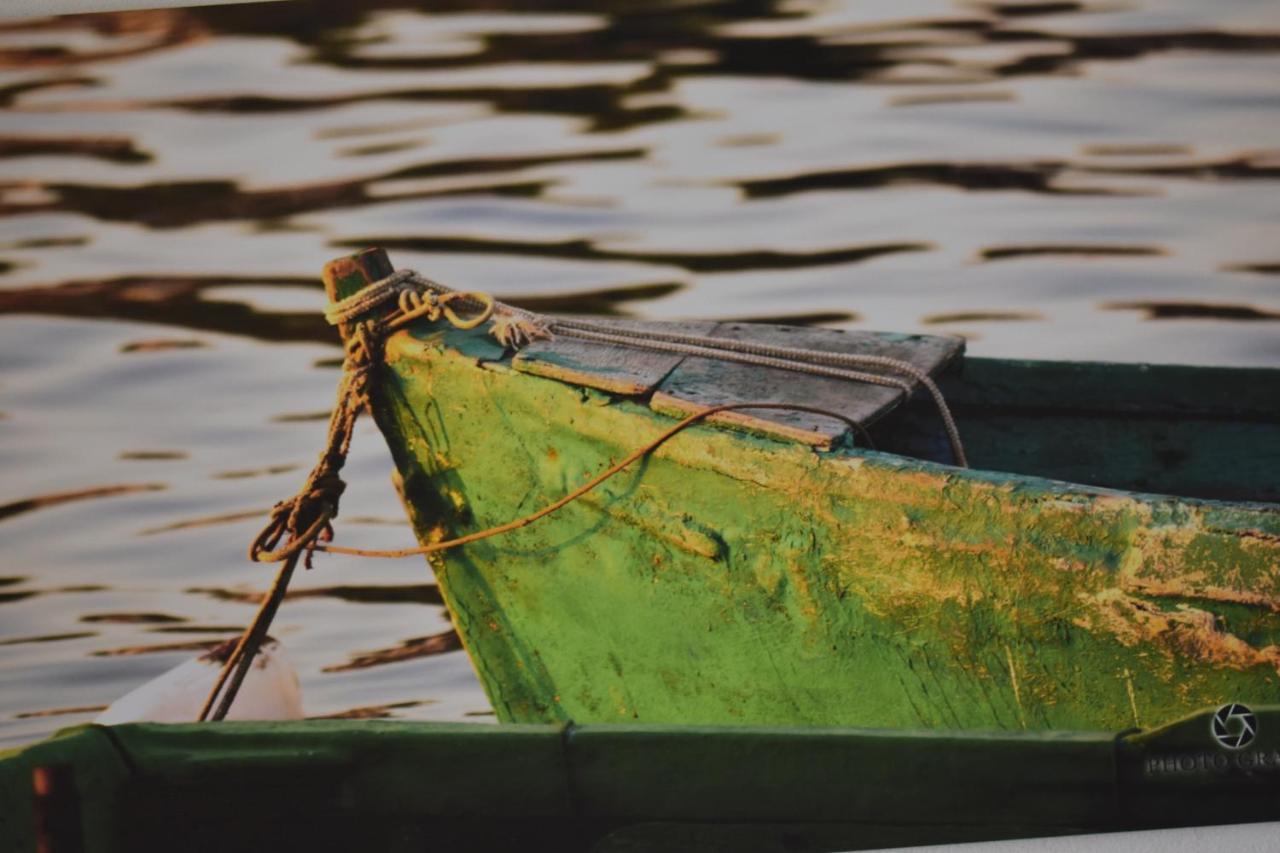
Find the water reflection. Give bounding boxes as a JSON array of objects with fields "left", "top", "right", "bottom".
[
  {"left": 1104, "top": 301, "right": 1280, "bottom": 321},
  {"left": 0, "top": 632, "right": 97, "bottom": 647},
  {"left": 0, "top": 482, "right": 166, "bottom": 522},
  {"left": 978, "top": 245, "right": 1164, "bottom": 261},
  {"left": 341, "top": 234, "right": 931, "bottom": 272},
  {"left": 14, "top": 704, "right": 107, "bottom": 719},
  {"left": 91, "top": 638, "right": 229, "bottom": 657},
  {"left": 80, "top": 612, "right": 186, "bottom": 624},
  {"left": 323, "top": 629, "right": 462, "bottom": 673},
  {"left": 189, "top": 582, "right": 443, "bottom": 606},
  {"left": 1, "top": 0, "right": 1278, "bottom": 744},
  {"left": 313, "top": 699, "right": 433, "bottom": 720},
  {"left": 0, "top": 136, "right": 149, "bottom": 162},
  {"left": 119, "top": 449, "right": 189, "bottom": 459}
]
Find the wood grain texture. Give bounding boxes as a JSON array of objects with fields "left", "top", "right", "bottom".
[
  {"left": 651, "top": 324, "right": 963, "bottom": 448},
  {"left": 512, "top": 319, "right": 719, "bottom": 396}
]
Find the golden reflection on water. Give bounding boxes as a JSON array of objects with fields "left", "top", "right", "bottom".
[{"left": 1, "top": 0, "right": 1278, "bottom": 744}]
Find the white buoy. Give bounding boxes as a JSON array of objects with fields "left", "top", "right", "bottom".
[{"left": 96, "top": 638, "right": 304, "bottom": 724}]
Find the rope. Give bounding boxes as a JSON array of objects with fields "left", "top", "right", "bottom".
[
  {"left": 198, "top": 323, "right": 380, "bottom": 721},
  {"left": 202, "top": 265, "right": 966, "bottom": 720}
]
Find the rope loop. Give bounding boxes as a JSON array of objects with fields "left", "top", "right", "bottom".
[
  {"left": 388, "top": 288, "right": 495, "bottom": 331},
  {"left": 439, "top": 290, "right": 495, "bottom": 330}
]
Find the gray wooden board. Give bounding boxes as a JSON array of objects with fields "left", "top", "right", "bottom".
[
  {"left": 650, "top": 324, "right": 965, "bottom": 447},
  {"left": 512, "top": 318, "right": 963, "bottom": 448},
  {"left": 512, "top": 319, "right": 720, "bottom": 396}
]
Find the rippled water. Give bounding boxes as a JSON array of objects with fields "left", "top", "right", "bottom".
[{"left": 2, "top": 0, "right": 1278, "bottom": 746}]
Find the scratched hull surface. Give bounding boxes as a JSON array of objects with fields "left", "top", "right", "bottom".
[{"left": 361, "top": 318, "right": 1280, "bottom": 732}]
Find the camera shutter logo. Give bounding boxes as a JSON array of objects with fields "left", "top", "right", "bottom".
[{"left": 1211, "top": 703, "right": 1257, "bottom": 750}]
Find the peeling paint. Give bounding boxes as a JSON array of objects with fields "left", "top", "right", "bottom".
[{"left": 1077, "top": 588, "right": 1280, "bottom": 674}]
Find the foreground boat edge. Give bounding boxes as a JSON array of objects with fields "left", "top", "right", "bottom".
[{"left": 3, "top": 706, "right": 1279, "bottom": 852}]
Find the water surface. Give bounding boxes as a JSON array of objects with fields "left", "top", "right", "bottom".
[{"left": 2, "top": 0, "right": 1278, "bottom": 746}]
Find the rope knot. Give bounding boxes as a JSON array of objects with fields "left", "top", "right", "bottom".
[
  {"left": 393, "top": 288, "right": 495, "bottom": 331},
  {"left": 249, "top": 473, "right": 344, "bottom": 569},
  {"left": 289, "top": 470, "right": 346, "bottom": 532},
  {"left": 344, "top": 320, "right": 385, "bottom": 370},
  {"left": 326, "top": 270, "right": 538, "bottom": 346},
  {"left": 396, "top": 289, "right": 441, "bottom": 323}
]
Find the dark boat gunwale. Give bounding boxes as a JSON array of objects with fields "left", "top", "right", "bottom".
[{"left": 4, "top": 705, "right": 1280, "bottom": 852}]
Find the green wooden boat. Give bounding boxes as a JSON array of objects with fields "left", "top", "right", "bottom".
[
  {"left": 323, "top": 249, "right": 1280, "bottom": 733},
  {"left": 3, "top": 707, "right": 1280, "bottom": 851}
]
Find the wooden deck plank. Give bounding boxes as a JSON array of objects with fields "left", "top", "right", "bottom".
[
  {"left": 651, "top": 324, "right": 964, "bottom": 448},
  {"left": 511, "top": 319, "right": 719, "bottom": 396},
  {"left": 513, "top": 317, "right": 963, "bottom": 448}
]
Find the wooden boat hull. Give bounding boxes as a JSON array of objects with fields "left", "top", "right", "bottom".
[
  {"left": 331, "top": 253, "right": 1280, "bottom": 732},
  {"left": 3, "top": 708, "right": 1279, "bottom": 851}
]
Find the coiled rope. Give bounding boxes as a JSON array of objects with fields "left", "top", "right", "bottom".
[{"left": 200, "top": 268, "right": 966, "bottom": 721}]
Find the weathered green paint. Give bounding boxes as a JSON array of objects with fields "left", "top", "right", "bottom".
[
  {"left": 3, "top": 709, "right": 1279, "bottom": 851},
  {"left": 326, "top": 251, "right": 1280, "bottom": 733}
]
